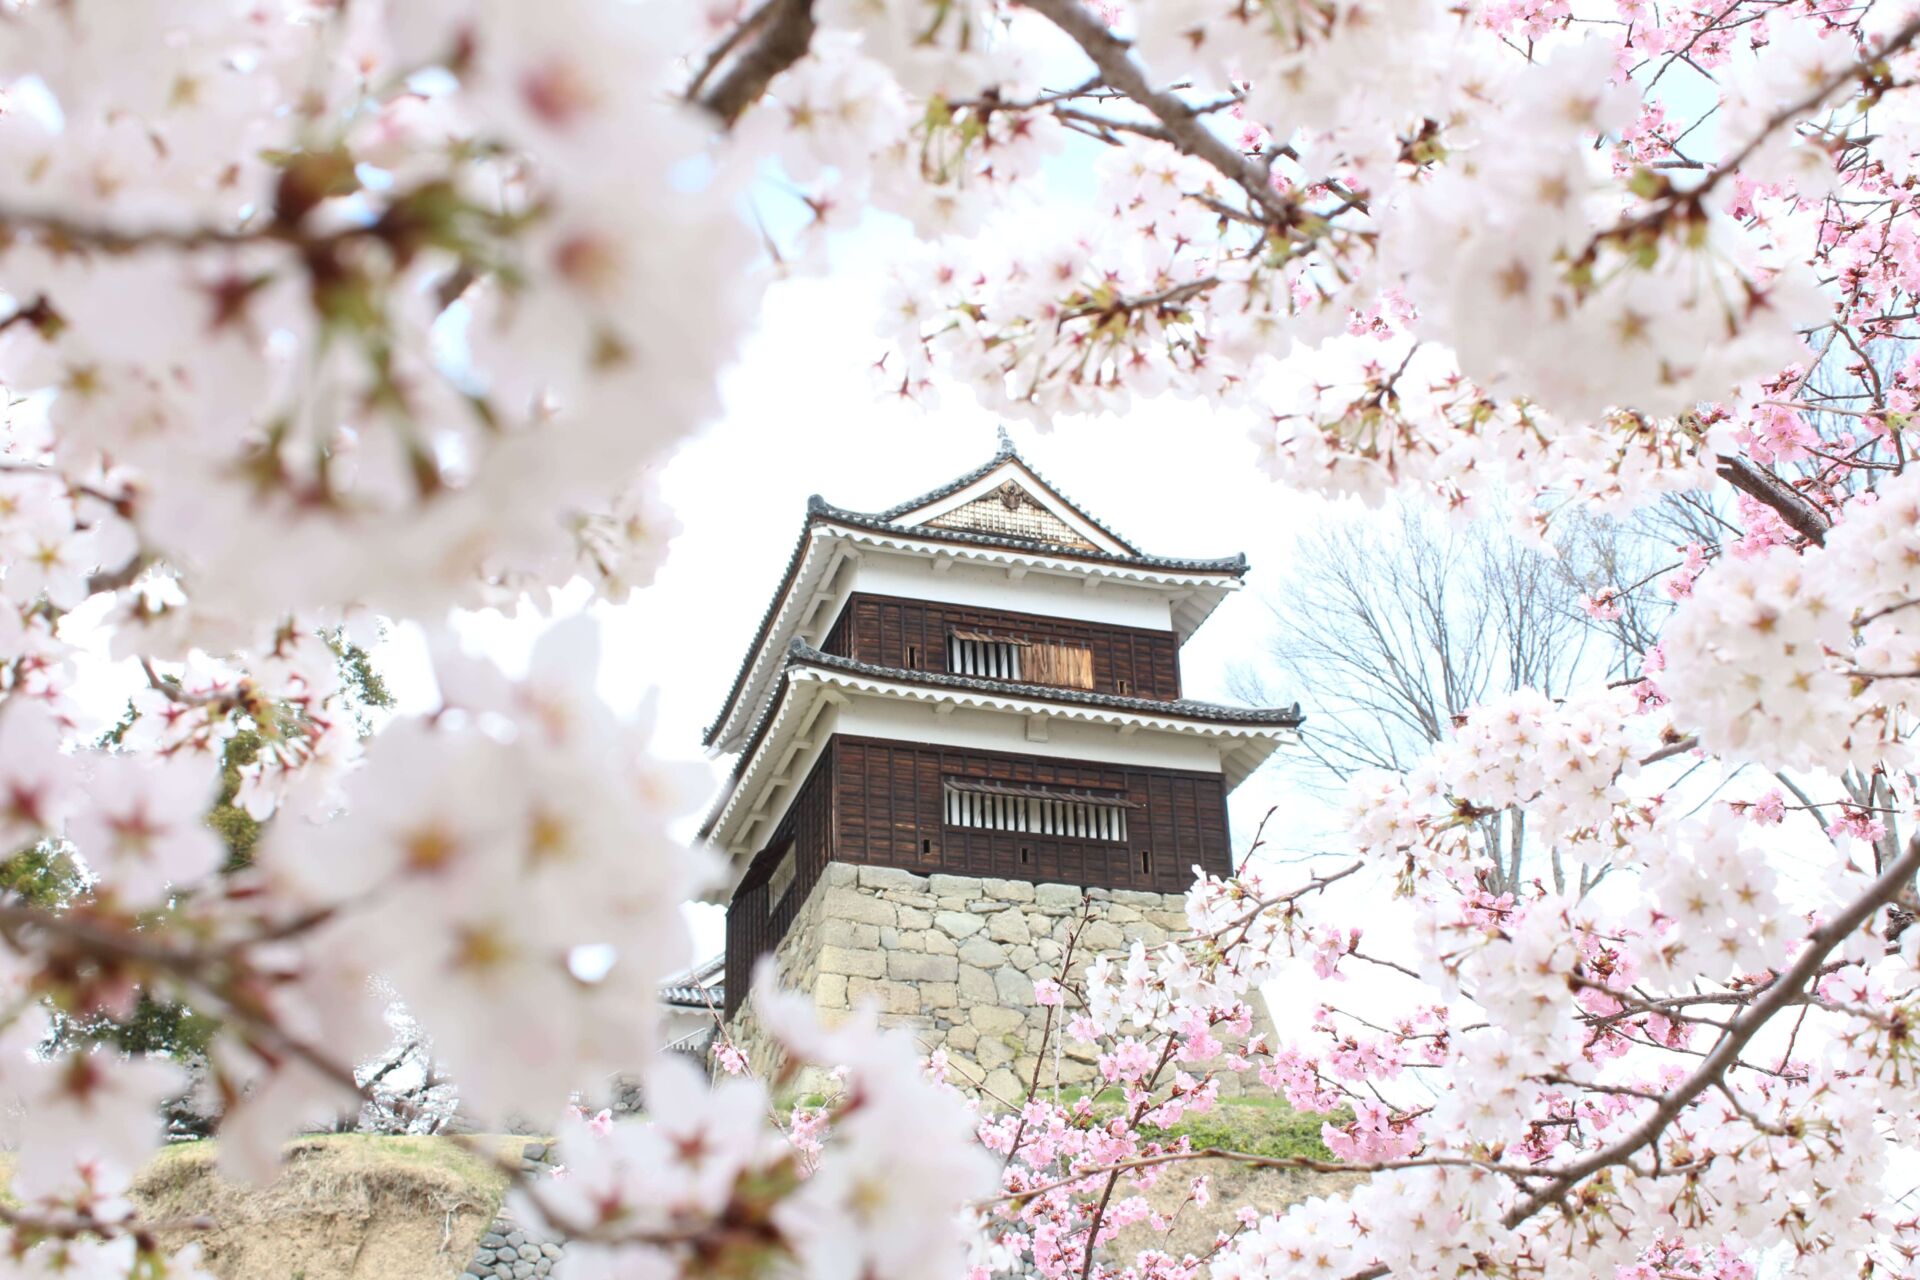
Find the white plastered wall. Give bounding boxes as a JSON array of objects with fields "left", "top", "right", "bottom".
[
  {"left": 833, "top": 697, "right": 1225, "bottom": 774},
  {"left": 826, "top": 547, "right": 1178, "bottom": 635}
]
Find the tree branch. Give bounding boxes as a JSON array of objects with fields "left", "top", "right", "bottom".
[
  {"left": 695, "top": 0, "right": 817, "bottom": 125},
  {"left": 1017, "top": 0, "right": 1300, "bottom": 228},
  {"left": 1499, "top": 830, "right": 1920, "bottom": 1227},
  {"left": 1714, "top": 454, "right": 1831, "bottom": 545}
]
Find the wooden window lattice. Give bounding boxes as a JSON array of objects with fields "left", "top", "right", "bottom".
[
  {"left": 947, "top": 632, "right": 1093, "bottom": 690},
  {"left": 1023, "top": 641, "right": 1094, "bottom": 690}
]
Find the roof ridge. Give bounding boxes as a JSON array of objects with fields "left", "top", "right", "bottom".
[
  {"left": 870, "top": 431, "right": 1143, "bottom": 555},
  {"left": 811, "top": 503, "right": 1245, "bottom": 571}
]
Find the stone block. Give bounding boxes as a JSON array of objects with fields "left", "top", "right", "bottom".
[
  {"left": 822, "top": 888, "right": 896, "bottom": 927},
  {"left": 817, "top": 946, "right": 885, "bottom": 978},
  {"left": 817, "top": 918, "right": 880, "bottom": 949},
  {"left": 1122, "top": 921, "right": 1168, "bottom": 947},
  {"left": 1034, "top": 939, "right": 1063, "bottom": 965},
  {"left": 860, "top": 865, "right": 929, "bottom": 892},
  {"left": 987, "top": 910, "right": 1031, "bottom": 945},
  {"left": 813, "top": 973, "right": 849, "bottom": 1008},
  {"left": 958, "top": 964, "right": 996, "bottom": 1002},
  {"left": 1078, "top": 921, "right": 1125, "bottom": 952},
  {"left": 971, "top": 1004, "right": 1024, "bottom": 1035},
  {"left": 897, "top": 906, "right": 932, "bottom": 930},
  {"left": 946, "top": 1024, "right": 979, "bottom": 1051},
  {"left": 984, "top": 1068, "right": 1024, "bottom": 1104},
  {"left": 958, "top": 937, "right": 1008, "bottom": 968},
  {"left": 944, "top": 1050, "right": 983, "bottom": 1083},
  {"left": 1111, "top": 889, "right": 1166, "bottom": 908},
  {"left": 982, "top": 878, "right": 1036, "bottom": 902},
  {"left": 993, "top": 965, "right": 1031, "bottom": 1004},
  {"left": 977, "top": 1035, "right": 1015, "bottom": 1069},
  {"left": 888, "top": 952, "right": 959, "bottom": 982},
  {"left": 1035, "top": 883, "right": 1084, "bottom": 912},
  {"left": 823, "top": 863, "right": 858, "bottom": 887},
  {"left": 1008, "top": 944, "right": 1037, "bottom": 971},
  {"left": 1055, "top": 1056, "right": 1097, "bottom": 1085},
  {"left": 888, "top": 891, "right": 938, "bottom": 910},
  {"left": 925, "top": 932, "right": 957, "bottom": 956},
  {"left": 879, "top": 926, "right": 900, "bottom": 948},
  {"left": 936, "top": 911, "right": 985, "bottom": 939},
  {"left": 920, "top": 982, "right": 957, "bottom": 1011},
  {"left": 929, "top": 874, "right": 984, "bottom": 897},
  {"left": 848, "top": 976, "right": 919, "bottom": 1015},
  {"left": 1104, "top": 904, "right": 1142, "bottom": 923}
]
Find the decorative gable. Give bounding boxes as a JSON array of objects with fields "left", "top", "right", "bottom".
[{"left": 918, "top": 480, "right": 1099, "bottom": 550}]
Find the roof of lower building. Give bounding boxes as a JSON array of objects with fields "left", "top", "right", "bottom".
[{"left": 659, "top": 953, "right": 725, "bottom": 1010}]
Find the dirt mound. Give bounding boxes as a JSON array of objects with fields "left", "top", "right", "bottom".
[{"left": 133, "top": 1136, "right": 512, "bottom": 1280}]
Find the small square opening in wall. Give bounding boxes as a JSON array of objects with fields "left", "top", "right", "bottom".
[
  {"left": 1020, "top": 846, "right": 1031, "bottom": 865},
  {"left": 1140, "top": 849, "right": 1152, "bottom": 875},
  {"left": 907, "top": 643, "right": 919, "bottom": 668},
  {"left": 767, "top": 842, "right": 797, "bottom": 907},
  {"left": 1116, "top": 678, "right": 1131, "bottom": 696}
]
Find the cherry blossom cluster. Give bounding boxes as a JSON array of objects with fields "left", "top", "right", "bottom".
[
  {"left": 1341, "top": 687, "right": 1658, "bottom": 884},
  {"left": 9, "top": 0, "right": 1920, "bottom": 1277},
  {"left": 0, "top": 0, "right": 755, "bottom": 630},
  {"left": 521, "top": 975, "right": 995, "bottom": 1280},
  {"left": 1660, "top": 468, "right": 1920, "bottom": 771}
]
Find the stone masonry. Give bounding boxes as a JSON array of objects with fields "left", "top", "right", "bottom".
[
  {"left": 462, "top": 1143, "right": 565, "bottom": 1280},
  {"left": 727, "top": 862, "right": 1267, "bottom": 1103}
]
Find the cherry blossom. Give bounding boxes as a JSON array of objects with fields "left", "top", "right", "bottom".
[{"left": 3, "top": 0, "right": 1920, "bottom": 1277}]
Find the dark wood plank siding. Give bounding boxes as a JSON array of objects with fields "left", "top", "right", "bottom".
[
  {"left": 820, "top": 593, "right": 1181, "bottom": 699},
  {"left": 724, "top": 744, "right": 836, "bottom": 1016},
  {"left": 832, "top": 735, "right": 1230, "bottom": 894}
]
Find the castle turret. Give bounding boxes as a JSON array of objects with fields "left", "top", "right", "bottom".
[{"left": 699, "top": 430, "right": 1301, "bottom": 1097}]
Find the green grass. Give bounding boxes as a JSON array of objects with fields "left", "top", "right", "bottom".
[
  {"left": 1055, "top": 1088, "right": 1346, "bottom": 1163},
  {"left": 1156, "top": 1095, "right": 1344, "bottom": 1162}
]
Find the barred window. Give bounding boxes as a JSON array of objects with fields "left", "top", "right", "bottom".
[
  {"left": 943, "top": 780, "right": 1132, "bottom": 842},
  {"left": 948, "top": 631, "right": 1023, "bottom": 679}
]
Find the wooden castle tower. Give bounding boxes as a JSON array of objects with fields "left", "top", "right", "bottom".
[{"left": 698, "top": 430, "right": 1301, "bottom": 1096}]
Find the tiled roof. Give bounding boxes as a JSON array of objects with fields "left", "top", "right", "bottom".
[
  {"left": 700, "top": 453, "right": 1248, "bottom": 749},
  {"left": 697, "top": 640, "right": 1302, "bottom": 843},
  {"left": 659, "top": 954, "right": 724, "bottom": 1010},
  {"left": 877, "top": 426, "right": 1144, "bottom": 554},
  {"left": 806, "top": 499, "right": 1249, "bottom": 574},
  {"left": 786, "top": 642, "right": 1303, "bottom": 728}
]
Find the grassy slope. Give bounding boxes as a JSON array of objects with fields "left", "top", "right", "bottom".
[{"left": 1156, "top": 1094, "right": 1342, "bottom": 1161}]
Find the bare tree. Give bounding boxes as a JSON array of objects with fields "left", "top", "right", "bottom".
[{"left": 1232, "top": 506, "right": 1654, "bottom": 895}]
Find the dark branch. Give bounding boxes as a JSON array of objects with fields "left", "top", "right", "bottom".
[{"left": 695, "top": 0, "right": 818, "bottom": 125}]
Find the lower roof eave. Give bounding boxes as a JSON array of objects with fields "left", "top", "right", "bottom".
[{"left": 697, "top": 652, "right": 1302, "bottom": 884}]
